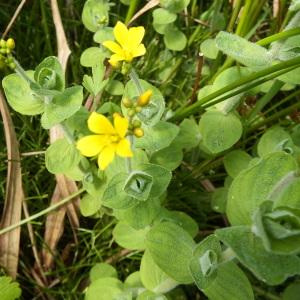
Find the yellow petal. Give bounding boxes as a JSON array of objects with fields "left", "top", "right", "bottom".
[
  {"left": 88, "top": 112, "right": 116, "bottom": 135},
  {"left": 132, "top": 44, "right": 146, "bottom": 58},
  {"left": 128, "top": 26, "right": 145, "bottom": 50},
  {"left": 114, "top": 115, "right": 128, "bottom": 138},
  {"left": 102, "top": 40, "right": 123, "bottom": 55},
  {"left": 116, "top": 138, "right": 133, "bottom": 157},
  {"left": 114, "top": 21, "right": 128, "bottom": 49},
  {"left": 98, "top": 144, "right": 116, "bottom": 170},
  {"left": 109, "top": 53, "right": 126, "bottom": 65},
  {"left": 77, "top": 135, "right": 108, "bottom": 157}
]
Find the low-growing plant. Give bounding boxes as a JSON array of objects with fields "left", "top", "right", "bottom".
[{"left": 2, "top": 0, "right": 300, "bottom": 299}]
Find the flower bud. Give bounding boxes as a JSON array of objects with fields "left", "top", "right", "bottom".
[
  {"left": 8, "top": 62, "right": 16, "bottom": 70},
  {"left": 134, "top": 128, "right": 144, "bottom": 138},
  {"left": 135, "top": 106, "right": 142, "bottom": 113},
  {"left": 122, "top": 97, "right": 132, "bottom": 108},
  {"left": 132, "top": 119, "right": 141, "bottom": 128},
  {"left": 6, "top": 38, "right": 15, "bottom": 50},
  {"left": 137, "top": 89, "right": 152, "bottom": 107},
  {"left": 127, "top": 109, "right": 136, "bottom": 117},
  {"left": 0, "top": 39, "right": 6, "bottom": 48}
]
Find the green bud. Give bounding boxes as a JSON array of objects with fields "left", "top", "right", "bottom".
[
  {"left": 122, "top": 97, "right": 132, "bottom": 108},
  {"left": 128, "top": 109, "right": 136, "bottom": 117},
  {"left": 8, "top": 62, "right": 16, "bottom": 70},
  {"left": 0, "top": 39, "right": 6, "bottom": 48},
  {"left": 132, "top": 119, "right": 141, "bottom": 128},
  {"left": 135, "top": 106, "right": 142, "bottom": 113},
  {"left": 5, "top": 48, "right": 10, "bottom": 54},
  {"left": 0, "top": 49, "right": 6, "bottom": 54}
]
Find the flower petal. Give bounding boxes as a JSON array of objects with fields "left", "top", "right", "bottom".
[
  {"left": 88, "top": 112, "right": 116, "bottom": 135},
  {"left": 98, "top": 144, "right": 116, "bottom": 170},
  {"left": 77, "top": 135, "right": 108, "bottom": 157},
  {"left": 132, "top": 44, "right": 146, "bottom": 58},
  {"left": 102, "top": 40, "right": 123, "bottom": 55},
  {"left": 109, "top": 53, "right": 125, "bottom": 66},
  {"left": 116, "top": 138, "right": 133, "bottom": 157},
  {"left": 128, "top": 26, "right": 145, "bottom": 50},
  {"left": 114, "top": 21, "right": 128, "bottom": 49},
  {"left": 114, "top": 114, "right": 128, "bottom": 138}
]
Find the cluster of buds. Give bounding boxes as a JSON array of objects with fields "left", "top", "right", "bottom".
[
  {"left": 0, "top": 38, "right": 15, "bottom": 70},
  {"left": 123, "top": 89, "right": 153, "bottom": 138}
]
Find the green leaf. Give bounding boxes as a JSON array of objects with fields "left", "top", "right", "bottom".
[
  {"left": 140, "top": 250, "right": 178, "bottom": 294},
  {"left": 153, "top": 23, "right": 172, "bottom": 35},
  {"left": 83, "top": 64, "right": 108, "bottom": 96},
  {"left": 175, "top": 118, "right": 202, "bottom": 150},
  {"left": 80, "top": 194, "right": 102, "bottom": 217},
  {"left": 85, "top": 277, "right": 123, "bottom": 300},
  {"left": 139, "top": 163, "right": 171, "bottom": 198},
  {"left": 155, "top": 209, "right": 199, "bottom": 238},
  {"left": 122, "top": 79, "right": 165, "bottom": 126},
  {"left": 224, "top": 150, "right": 252, "bottom": 178},
  {"left": 215, "top": 31, "right": 272, "bottom": 67},
  {"left": 200, "top": 39, "right": 219, "bottom": 59},
  {"left": 282, "top": 282, "right": 300, "bottom": 300},
  {"left": 152, "top": 8, "right": 177, "bottom": 24},
  {"left": 93, "top": 27, "right": 114, "bottom": 43},
  {"left": 124, "top": 171, "right": 153, "bottom": 201},
  {"left": 41, "top": 86, "right": 83, "bottom": 129},
  {"left": 226, "top": 152, "right": 298, "bottom": 225},
  {"left": 145, "top": 221, "right": 195, "bottom": 284},
  {"left": 137, "top": 291, "right": 167, "bottom": 300},
  {"left": 273, "top": 177, "right": 300, "bottom": 210},
  {"left": 102, "top": 173, "right": 139, "bottom": 210},
  {"left": 114, "top": 197, "right": 161, "bottom": 230},
  {"left": 189, "top": 235, "right": 221, "bottom": 290},
  {"left": 105, "top": 79, "right": 124, "bottom": 95},
  {"left": 2, "top": 72, "right": 44, "bottom": 115},
  {"left": 82, "top": 0, "right": 109, "bottom": 32},
  {"left": 150, "top": 142, "right": 183, "bottom": 171},
  {"left": 257, "top": 126, "right": 295, "bottom": 157},
  {"left": 211, "top": 187, "right": 228, "bottom": 213},
  {"left": 113, "top": 222, "right": 149, "bottom": 250},
  {"left": 252, "top": 202, "right": 300, "bottom": 255},
  {"left": 34, "top": 56, "right": 65, "bottom": 91},
  {"left": 82, "top": 172, "right": 107, "bottom": 199},
  {"left": 45, "top": 138, "right": 81, "bottom": 174},
  {"left": 97, "top": 102, "right": 121, "bottom": 115},
  {"left": 90, "top": 263, "right": 117, "bottom": 282},
  {"left": 164, "top": 26, "right": 187, "bottom": 51},
  {"left": 135, "top": 122, "right": 179, "bottom": 153},
  {"left": 216, "top": 226, "right": 300, "bottom": 285},
  {"left": 80, "top": 47, "right": 106, "bottom": 67},
  {"left": 290, "top": 0, "right": 300, "bottom": 11},
  {"left": 159, "top": 0, "right": 190, "bottom": 13},
  {"left": 203, "top": 261, "right": 254, "bottom": 300},
  {"left": 0, "top": 276, "right": 22, "bottom": 300},
  {"left": 199, "top": 110, "right": 243, "bottom": 154}
]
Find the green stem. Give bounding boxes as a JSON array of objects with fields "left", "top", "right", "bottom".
[
  {"left": 125, "top": 0, "right": 140, "bottom": 25},
  {"left": 257, "top": 27, "right": 300, "bottom": 46},
  {"left": 247, "top": 80, "right": 284, "bottom": 124},
  {"left": 253, "top": 286, "right": 282, "bottom": 300},
  {"left": 13, "top": 58, "right": 34, "bottom": 83},
  {"left": 170, "top": 56, "right": 300, "bottom": 121},
  {"left": 129, "top": 68, "right": 143, "bottom": 95},
  {"left": 248, "top": 101, "right": 300, "bottom": 133},
  {"left": 227, "top": 0, "right": 243, "bottom": 32},
  {"left": 0, "top": 188, "right": 85, "bottom": 236}
]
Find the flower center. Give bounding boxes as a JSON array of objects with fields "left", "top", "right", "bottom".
[{"left": 110, "top": 135, "right": 120, "bottom": 143}]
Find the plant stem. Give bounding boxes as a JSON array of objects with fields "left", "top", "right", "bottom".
[
  {"left": 227, "top": 0, "right": 243, "bottom": 32},
  {"left": 257, "top": 27, "right": 300, "bottom": 46},
  {"left": 129, "top": 68, "right": 143, "bottom": 95},
  {"left": 125, "top": 0, "right": 140, "bottom": 25},
  {"left": 253, "top": 286, "right": 282, "bottom": 300},
  {"left": 0, "top": 188, "right": 85, "bottom": 236},
  {"left": 13, "top": 58, "right": 34, "bottom": 83},
  {"left": 171, "top": 56, "right": 300, "bottom": 121}
]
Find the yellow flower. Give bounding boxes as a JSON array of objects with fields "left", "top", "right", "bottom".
[
  {"left": 103, "top": 21, "right": 146, "bottom": 66},
  {"left": 77, "top": 112, "right": 133, "bottom": 170}
]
